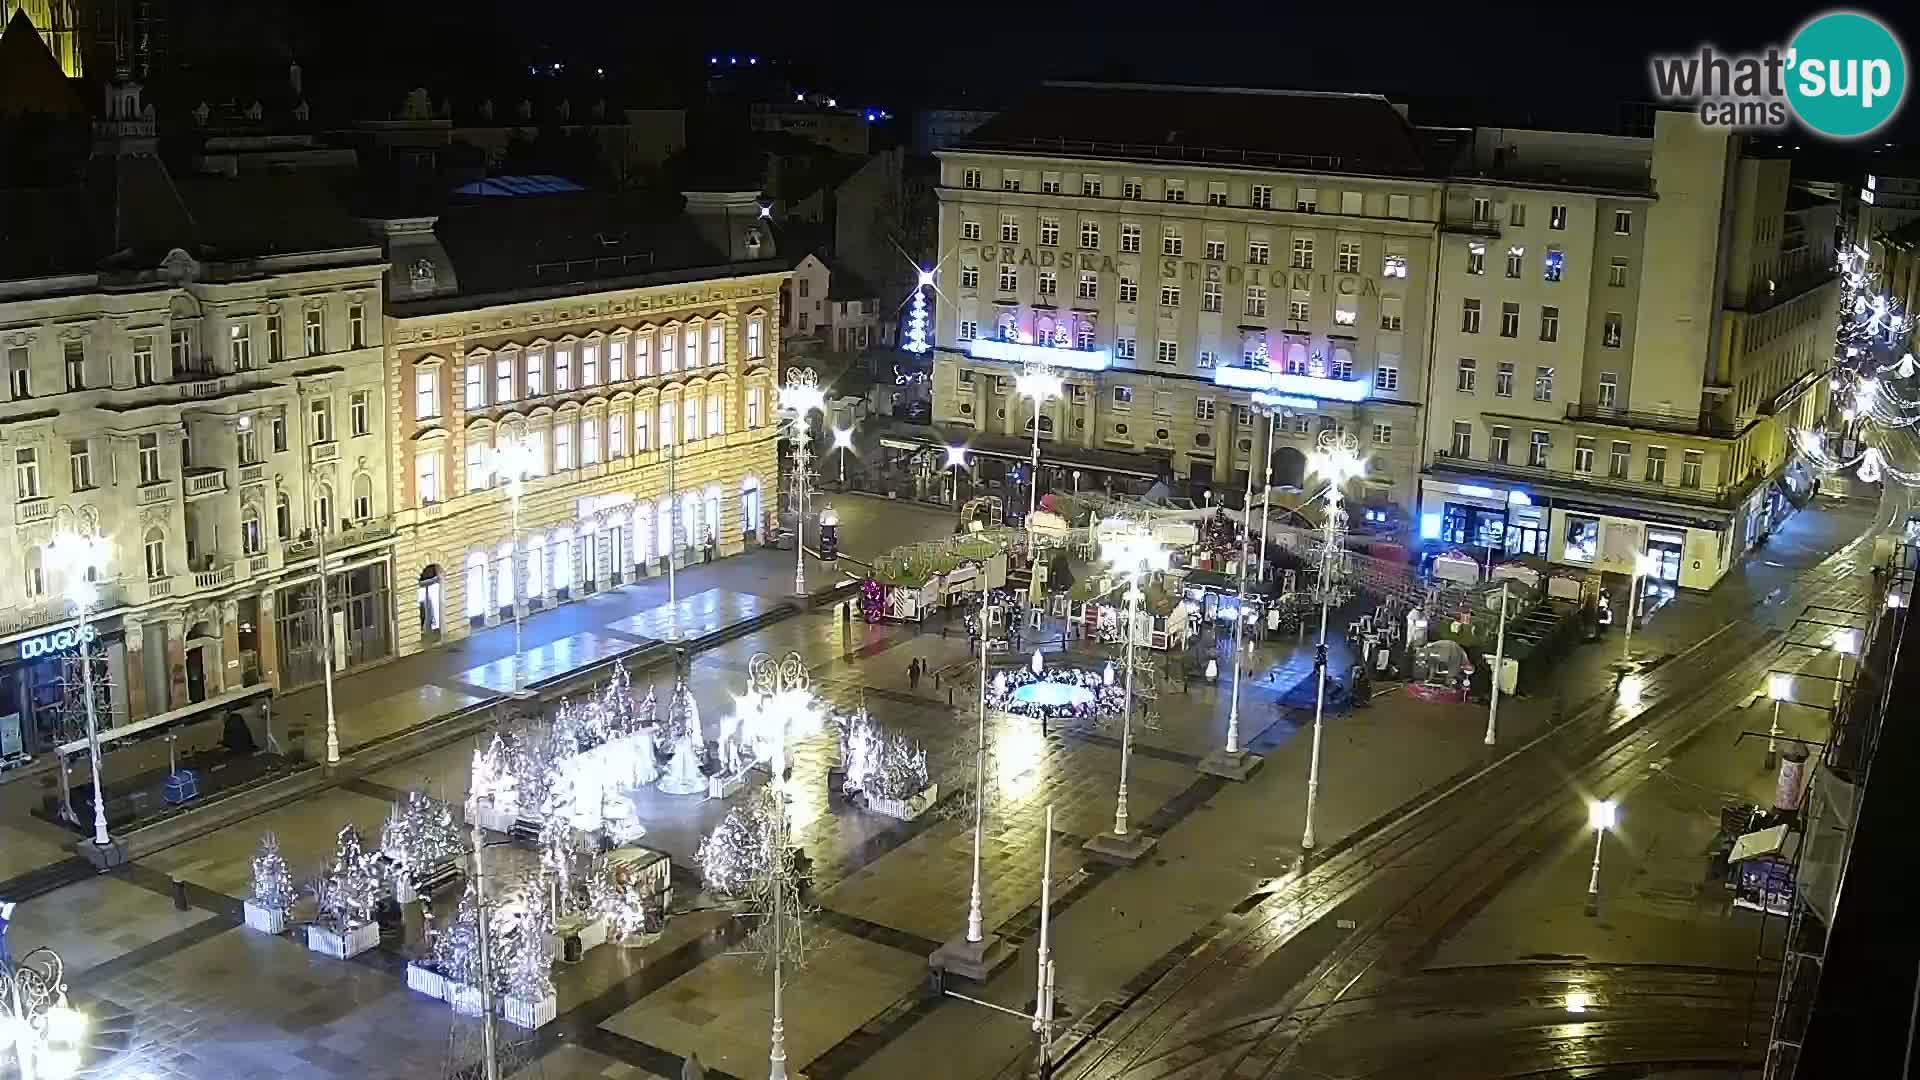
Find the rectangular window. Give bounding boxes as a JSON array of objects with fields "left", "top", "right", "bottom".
[
  {"left": 1040, "top": 217, "right": 1059, "bottom": 246},
  {"left": 466, "top": 362, "right": 486, "bottom": 408},
  {"left": 1614, "top": 209, "right": 1633, "bottom": 235},
  {"left": 1162, "top": 228, "right": 1183, "bottom": 256},
  {"left": 1608, "top": 258, "right": 1629, "bottom": 287},
  {"left": 1330, "top": 353, "right": 1353, "bottom": 380},
  {"left": 1207, "top": 181, "right": 1227, "bottom": 206},
  {"left": 1077, "top": 324, "right": 1095, "bottom": 351},
  {"left": 1496, "top": 361, "right": 1515, "bottom": 397},
  {"left": 1245, "top": 285, "right": 1267, "bottom": 317},
  {"left": 1563, "top": 514, "right": 1600, "bottom": 562},
  {"left": 1574, "top": 436, "right": 1595, "bottom": 473},
  {"left": 1467, "top": 242, "right": 1486, "bottom": 275},
  {"left": 961, "top": 265, "right": 979, "bottom": 289},
  {"left": 266, "top": 314, "right": 283, "bottom": 361},
  {"left": 416, "top": 449, "right": 441, "bottom": 503},
  {"left": 1451, "top": 421, "right": 1473, "bottom": 457},
  {"left": 1077, "top": 272, "right": 1098, "bottom": 300},
  {"left": 352, "top": 390, "right": 371, "bottom": 436},
  {"left": 609, "top": 411, "right": 627, "bottom": 457},
  {"left": 1598, "top": 371, "right": 1618, "bottom": 409},
  {"left": 1291, "top": 237, "right": 1313, "bottom": 269},
  {"left": 1124, "top": 178, "right": 1143, "bottom": 200},
  {"left": 1160, "top": 285, "right": 1181, "bottom": 307},
  {"left": 304, "top": 308, "right": 324, "bottom": 354},
  {"left": 1116, "top": 337, "right": 1136, "bottom": 360},
  {"left": 999, "top": 265, "right": 1018, "bottom": 292},
  {"left": 1388, "top": 193, "right": 1411, "bottom": 218},
  {"left": 1609, "top": 441, "right": 1631, "bottom": 479},
  {"left": 583, "top": 341, "right": 601, "bottom": 385},
  {"left": 415, "top": 369, "right": 439, "bottom": 419},
  {"left": 1384, "top": 242, "right": 1408, "bottom": 278},
  {"left": 1113, "top": 386, "right": 1134, "bottom": 407},
  {"left": 1472, "top": 197, "right": 1491, "bottom": 222},
  {"left": 1041, "top": 173, "right": 1062, "bottom": 194},
  {"left": 70, "top": 439, "right": 93, "bottom": 489},
  {"left": 1645, "top": 445, "right": 1667, "bottom": 483},
  {"left": 1506, "top": 246, "right": 1524, "bottom": 278},
  {"left": 660, "top": 332, "right": 677, "bottom": 373},
  {"left": 1543, "top": 248, "right": 1565, "bottom": 282},
  {"left": 139, "top": 433, "right": 162, "bottom": 484},
  {"left": 14, "top": 448, "right": 40, "bottom": 499},
  {"left": 1457, "top": 358, "right": 1477, "bottom": 393},
  {"left": 1250, "top": 185, "right": 1273, "bottom": 209},
  {"left": 1248, "top": 240, "right": 1271, "bottom": 265},
  {"left": 1550, "top": 205, "right": 1568, "bottom": 230},
  {"left": 466, "top": 441, "right": 488, "bottom": 491},
  {"left": 1081, "top": 176, "right": 1102, "bottom": 197},
  {"left": 1203, "top": 281, "right": 1222, "bottom": 312},
  {"left": 1290, "top": 293, "right": 1310, "bottom": 321},
  {"left": 1120, "top": 223, "right": 1141, "bottom": 253},
  {"left": 683, "top": 396, "right": 700, "bottom": 441},
  {"left": 963, "top": 168, "right": 982, "bottom": 189},
  {"left": 1340, "top": 190, "right": 1364, "bottom": 215},
  {"left": 1039, "top": 270, "right": 1057, "bottom": 296},
  {"left": 1081, "top": 220, "right": 1100, "bottom": 249},
  {"left": 1534, "top": 365, "right": 1554, "bottom": 402},
  {"left": 5, "top": 347, "right": 28, "bottom": 399},
  {"left": 1001, "top": 214, "right": 1019, "bottom": 243},
  {"left": 1540, "top": 306, "right": 1560, "bottom": 342},
  {"left": 635, "top": 334, "right": 655, "bottom": 376},
  {"left": 1334, "top": 302, "right": 1357, "bottom": 326},
  {"left": 1204, "top": 239, "right": 1226, "bottom": 261},
  {"left": 1682, "top": 450, "right": 1704, "bottom": 489},
  {"left": 1603, "top": 313, "right": 1623, "bottom": 348},
  {"left": 272, "top": 408, "right": 287, "bottom": 452},
  {"left": 1375, "top": 364, "right": 1399, "bottom": 392},
  {"left": 1509, "top": 201, "right": 1527, "bottom": 226},
  {"left": 1489, "top": 425, "right": 1511, "bottom": 463},
  {"left": 1461, "top": 298, "right": 1481, "bottom": 334},
  {"left": 525, "top": 430, "right": 546, "bottom": 475},
  {"left": 1156, "top": 340, "right": 1179, "bottom": 365},
  {"left": 1196, "top": 350, "right": 1217, "bottom": 370},
  {"left": 1119, "top": 277, "right": 1138, "bottom": 303},
  {"left": 1528, "top": 430, "right": 1551, "bottom": 467},
  {"left": 1295, "top": 187, "right": 1317, "bottom": 212},
  {"left": 958, "top": 320, "right": 978, "bottom": 341},
  {"left": 1195, "top": 398, "right": 1216, "bottom": 421},
  {"left": 1500, "top": 302, "right": 1520, "bottom": 337},
  {"left": 1380, "top": 296, "right": 1404, "bottom": 331},
  {"left": 496, "top": 355, "right": 515, "bottom": 401},
  {"left": 962, "top": 220, "right": 982, "bottom": 241},
  {"left": 708, "top": 393, "right": 724, "bottom": 437},
  {"left": 555, "top": 422, "right": 574, "bottom": 470},
  {"left": 558, "top": 344, "right": 577, "bottom": 389},
  {"left": 171, "top": 327, "right": 193, "bottom": 374},
  {"left": 1337, "top": 241, "right": 1360, "bottom": 273},
  {"left": 226, "top": 325, "right": 249, "bottom": 371},
  {"left": 349, "top": 303, "right": 367, "bottom": 348},
  {"left": 608, "top": 339, "right": 625, "bottom": 381},
  {"left": 1164, "top": 179, "right": 1186, "bottom": 203},
  {"left": 526, "top": 348, "right": 547, "bottom": 395},
  {"left": 1372, "top": 422, "right": 1393, "bottom": 446},
  {"left": 1003, "top": 173, "right": 1021, "bottom": 192},
  {"left": 659, "top": 402, "right": 675, "bottom": 447},
  {"left": 309, "top": 396, "right": 333, "bottom": 443},
  {"left": 1153, "top": 391, "right": 1174, "bottom": 417},
  {"left": 636, "top": 407, "right": 652, "bottom": 449}
]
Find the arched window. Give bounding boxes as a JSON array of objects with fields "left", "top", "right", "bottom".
[
  {"left": 524, "top": 533, "right": 545, "bottom": 598},
  {"left": 705, "top": 484, "right": 722, "bottom": 547},
  {"left": 144, "top": 527, "right": 167, "bottom": 579},
  {"left": 312, "top": 482, "right": 333, "bottom": 535},
  {"left": 242, "top": 504, "right": 263, "bottom": 555},
  {"left": 275, "top": 491, "right": 292, "bottom": 540},
  {"left": 465, "top": 551, "right": 488, "bottom": 618},
  {"left": 632, "top": 501, "right": 654, "bottom": 563},
  {"left": 352, "top": 473, "right": 374, "bottom": 520},
  {"left": 549, "top": 528, "right": 575, "bottom": 592},
  {"left": 493, "top": 542, "right": 513, "bottom": 611}
]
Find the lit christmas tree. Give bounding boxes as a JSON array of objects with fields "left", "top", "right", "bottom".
[{"left": 904, "top": 285, "right": 930, "bottom": 354}]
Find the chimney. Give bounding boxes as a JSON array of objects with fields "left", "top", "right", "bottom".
[{"left": 681, "top": 190, "right": 774, "bottom": 263}]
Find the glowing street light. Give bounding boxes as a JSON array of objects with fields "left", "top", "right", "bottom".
[
  {"left": 1586, "top": 799, "right": 1617, "bottom": 916},
  {"left": 1087, "top": 524, "right": 1171, "bottom": 863},
  {"left": 1301, "top": 432, "right": 1365, "bottom": 851},
  {"left": 1014, "top": 363, "right": 1064, "bottom": 559},
  {"left": 1766, "top": 672, "right": 1792, "bottom": 769},
  {"left": 493, "top": 437, "right": 542, "bottom": 697},
  {"left": 781, "top": 369, "right": 827, "bottom": 596},
  {"left": 1832, "top": 627, "right": 1859, "bottom": 711},
  {"left": 944, "top": 445, "right": 969, "bottom": 504},
  {"left": 1485, "top": 581, "right": 1510, "bottom": 747},
  {"left": 1201, "top": 395, "right": 1273, "bottom": 781},
  {"left": 42, "top": 531, "right": 113, "bottom": 847},
  {"left": 832, "top": 424, "right": 855, "bottom": 485},
  {"left": 1, "top": 946, "right": 88, "bottom": 1080}
]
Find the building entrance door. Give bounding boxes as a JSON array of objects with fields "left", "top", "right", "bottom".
[{"left": 1647, "top": 529, "right": 1685, "bottom": 584}]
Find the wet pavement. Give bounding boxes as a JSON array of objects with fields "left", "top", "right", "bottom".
[{"left": 0, "top": 495, "right": 1880, "bottom": 1080}]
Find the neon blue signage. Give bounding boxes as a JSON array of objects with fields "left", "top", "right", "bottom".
[{"left": 20, "top": 623, "right": 98, "bottom": 660}]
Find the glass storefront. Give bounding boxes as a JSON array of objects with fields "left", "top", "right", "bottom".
[
  {"left": 1440, "top": 502, "right": 1507, "bottom": 549},
  {"left": 0, "top": 625, "right": 124, "bottom": 760},
  {"left": 275, "top": 560, "right": 393, "bottom": 689}
]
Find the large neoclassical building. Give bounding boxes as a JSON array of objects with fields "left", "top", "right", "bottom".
[{"left": 373, "top": 188, "right": 788, "bottom": 655}]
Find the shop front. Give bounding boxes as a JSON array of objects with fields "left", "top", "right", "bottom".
[
  {"left": 0, "top": 617, "right": 131, "bottom": 764},
  {"left": 275, "top": 557, "right": 394, "bottom": 690}
]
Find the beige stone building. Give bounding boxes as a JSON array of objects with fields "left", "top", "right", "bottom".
[
  {"left": 928, "top": 83, "right": 1437, "bottom": 520},
  {"left": 373, "top": 190, "right": 786, "bottom": 656}
]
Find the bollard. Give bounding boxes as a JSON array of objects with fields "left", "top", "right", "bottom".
[
  {"left": 173, "top": 878, "right": 190, "bottom": 911},
  {"left": 947, "top": 686, "right": 955, "bottom": 707}
]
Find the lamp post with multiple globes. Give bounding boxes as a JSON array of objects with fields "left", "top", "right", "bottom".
[
  {"left": 1013, "top": 362, "right": 1063, "bottom": 560},
  {"left": 780, "top": 369, "right": 826, "bottom": 596},
  {"left": 491, "top": 437, "right": 542, "bottom": 697},
  {"left": 1300, "top": 431, "right": 1365, "bottom": 852},
  {"left": 42, "top": 530, "right": 113, "bottom": 848},
  {"left": 1084, "top": 524, "right": 1170, "bottom": 864}
]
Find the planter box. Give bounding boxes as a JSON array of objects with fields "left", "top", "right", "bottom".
[
  {"left": 242, "top": 899, "right": 287, "bottom": 935},
  {"left": 866, "top": 783, "right": 939, "bottom": 822},
  {"left": 394, "top": 876, "right": 418, "bottom": 905},
  {"left": 550, "top": 914, "right": 609, "bottom": 959},
  {"left": 707, "top": 772, "right": 747, "bottom": 801},
  {"left": 501, "top": 991, "right": 557, "bottom": 1029},
  {"left": 468, "top": 802, "right": 519, "bottom": 834},
  {"left": 406, "top": 962, "right": 448, "bottom": 1001},
  {"left": 448, "top": 983, "right": 485, "bottom": 1017},
  {"left": 306, "top": 920, "right": 379, "bottom": 960}
]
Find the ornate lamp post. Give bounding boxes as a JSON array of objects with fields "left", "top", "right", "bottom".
[
  {"left": 1585, "top": 799, "right": 1618, "bottom": 916},
  {"left": 492, "top": 437, "right": 542, "bottom": 697},
  {"left": 1485, "top": 581, "right": 1510, "bottom": 746},
  {"left": 780, "top": 369, "right": 826, "bottom": 597},
  {"left": 944, "top": 445, "right": 969, "bottom": 506},
  {"left": 1085, "top": 523, "right": 1170, "bottom": 865},
  {"left": 832, "top": 424, "right": 855, "bottom": 486},
  {"left": 43, "top": 531, "right": 112, "bottom": 848},
  {"left": 1013, "top": 362, "right": 1063, "bottom": 559},
  {"left": 1, "top": 946, "right": 88, "bottom": 1080},
  {"left": 1202, "top": 396, "right": 1280, "bottom": 781},
  {"left": 1301, "top": 431, "right": 1365, "bottom": 852},
  {"left": 931, "top": 566, "right": 1013, "bottom": 980}
]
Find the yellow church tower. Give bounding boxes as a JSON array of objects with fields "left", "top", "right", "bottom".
[{"left": 2, "top": 0, "right": 85, "bottom": 77}]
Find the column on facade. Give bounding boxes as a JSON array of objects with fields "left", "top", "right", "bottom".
[
  {"left": 219, "top": 598, "right": 242, "bottom": 696},
  {"left": 257, "top": 587, "right": 281, "bottom": 688},
  {"left": 165, "top": 614, "right": 187, "bottom": 708},
  {"left": 123, "top": 613, "right": 148, "bottom": 721}
]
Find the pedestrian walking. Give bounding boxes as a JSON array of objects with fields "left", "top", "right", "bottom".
[{"left": 908, "top": 658, "right": 922, "bottom": 689}]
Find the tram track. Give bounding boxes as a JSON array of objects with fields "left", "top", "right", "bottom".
[{"left": 1047, "top": 541, "right": 1870, "bottom": 1080}]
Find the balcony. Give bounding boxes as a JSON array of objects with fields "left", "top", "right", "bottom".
[
  {"left": 282, "top": 515, "right": 395, "bottom": 565},
  {"left": 137, "top": 480, "right": 176, "bottom": 505},
  {"left": 239, "top": 463, "right": 266, "bottom": 486},
  {"left": 192, "top": 562, "right": 236, "bottom": 590},
  {"left": 1428, "top": 451, "right": 1735, "bottom": 507},
  {"left": 1565, "top": 402, "right": 1739, "bottom": 439},
  {"left": 16, "top": 497, "right": 53, "bottom": 524},
  {"left": 0, "top": 582, "right": 129, "bottom": 636},
  {"left": 249, "top": 554, "right": 271, "bottom": 574},
  {"left": 184, "top": 468, "right": 228, "bottom": 499},
  {"left": 311, "top": 440, "right": 339, "bottom": 464}
]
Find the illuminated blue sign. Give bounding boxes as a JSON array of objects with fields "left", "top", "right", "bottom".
[
  {"left": 1212, "top": 365, "right": 1371, "bottom": 402},
  {"left": 968, "top": 339, "right": 1112, "bottom": 371},
  {"left": 20, "top": 623, "right": 97, "bottom": 660},
  {"left": 1457, "top": 485, "right": 1500, "bottom": 499},
  {"left": 1251, "top": 393, "right": 1318, "bottom": 410}
]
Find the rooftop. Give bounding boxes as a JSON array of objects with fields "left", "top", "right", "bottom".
[{"left": 951, "top": 82, "right": 1434, "bottom": 178}]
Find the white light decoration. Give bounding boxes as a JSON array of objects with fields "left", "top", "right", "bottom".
[
  {"left": 1301, "top": 431, "right": 1365, "bottom": 851},
  {"left": 944, "top": 445, "right": 969, "bottom": 469},
  {"left": 903, "top": 268, "right": 932, "bottom": 355},
  {"left": 41, "top": 530, "right": 113, "bottom": 847},
  {"left": 782, "top": 368, "right": 826, "bottom": 596},
  {"left": 1, "top": 946, "right": 88, "bottom": 1080},
  {"left": 1859, "top": 446, "right": 1884, "bottom": 484}
]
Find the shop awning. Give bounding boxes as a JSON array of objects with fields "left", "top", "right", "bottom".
[{"left": 59, "top": 682, "right": 273, "bottom": 757}]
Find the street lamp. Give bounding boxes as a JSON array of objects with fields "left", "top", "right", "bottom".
[
  {"left": 1201, "top": 414, "right": 1264, "bottom": 780},
  {"left": 781, "top": 369, "right": 827, "bottom": 597},
  {"left": 1831, "top": 627, "right": 1858, "bottom": 712},
  {"left": 1620, "top": 551, "right": 1659, "bottom": 668},
  {"left": 944, "top": 445, "right": 969, "bottom": 505},
  {"left": 295, "top": 382, "right": 341, "bottom": 765},
  {"left": 1, "top": 946, "right": 87, "bottom": 1080},
  {"left": 42, "top": 531, "right": 112, "bottom": 848},
  {"left": 1585, "top": 799, "right": 1618, "bottom": 916},
  {"left": 1087, "top": 525, "right": 1170, "bottom": 862},
  {"left": 1485, "top": 582, "right": 1510, "bottom": 747},
  {"left": 1766, "top": 672, "right": 1792, "bottom": 769},
  {"left": 492, "top": 437, "right": 542, "bottom": 697},
  {"left": 1014, "top": 363, "right": 1063, "bottom": 560},
  {"left": 832, "top": 425, "right": 855, "bottom": 486},
  {"left": 1301, "top": 431, "right": 1365, "bottom": 852}
]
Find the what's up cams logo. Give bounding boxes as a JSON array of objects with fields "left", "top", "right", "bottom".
[{"left": 1650, "top": 10, "right": 1907, "bottom": 138}]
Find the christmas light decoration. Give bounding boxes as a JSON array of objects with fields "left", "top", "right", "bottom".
[
  {"left": 319, "top": 825, "right": 379, "bottom": 930},
  {"left": 904, "top": 268, "right": 932, "bottom": 355},
  {"left": 251, "top": 832, "right": 296, "bottom": 914}
]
